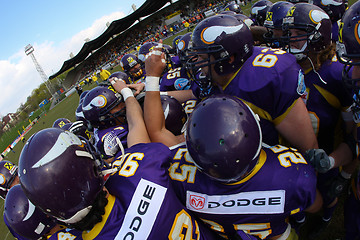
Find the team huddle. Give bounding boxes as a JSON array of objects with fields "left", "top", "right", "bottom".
[{"left": 1, "top": 0, "right": 360, "bottom": 239}]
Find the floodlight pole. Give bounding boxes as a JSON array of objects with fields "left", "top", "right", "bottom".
[{"left": 24, "top": 44, "right": 55, "bottom": 98}]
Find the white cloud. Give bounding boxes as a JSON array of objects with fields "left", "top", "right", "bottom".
[{"left": 0, "top": 11, "right": 125, "bottom": 117}]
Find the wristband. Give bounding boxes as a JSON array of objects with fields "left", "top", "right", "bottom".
[
  {"left": 145, "top": 76, "right": 160, "bottom": 91},
  {"left": 120, "top": 88, "right": 134, "bottom": 101},
  {"left": 160, "top": 91, "right": 168, "bottom": 95}
]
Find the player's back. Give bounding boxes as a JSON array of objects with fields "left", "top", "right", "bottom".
[
  {"left": 168, "top": 142, "right": 317, "bottom": 239},
  {"left": 105, "top": 142, "right": 221, "bottom": 239},
  {"left": 222, "top": 47, "right": 304, "bottom": 146}
]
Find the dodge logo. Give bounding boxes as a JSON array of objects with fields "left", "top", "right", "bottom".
[{"left": 189, "top": 194, "right": 205, "bottom": 210}]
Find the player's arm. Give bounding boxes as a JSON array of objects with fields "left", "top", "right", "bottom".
[
  {"left": 166, "top": 89, "right": 196, "bottom": 103},
  {"left": 111, "top": 78, "right": 150, "bottom": 147},
  {"left": 144, "top": 46, "right": 182, "bottom": 147},
  {"left": 276, "top": 98, "right": 318, "bottom": 153}
]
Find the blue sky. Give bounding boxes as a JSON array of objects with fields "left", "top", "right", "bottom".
[{"left": 0, "top": 0, "right": 147, "bottom": 117}]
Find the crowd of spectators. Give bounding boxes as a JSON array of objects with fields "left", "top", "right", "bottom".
[{"left": 78, "top": 0, "right": 232, "bottom": 80}]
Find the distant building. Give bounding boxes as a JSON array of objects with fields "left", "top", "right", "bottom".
[{"left": 2, "top": 113, "right": 17, "bottom": 131}]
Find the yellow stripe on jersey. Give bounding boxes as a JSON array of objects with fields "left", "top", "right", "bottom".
[
  {"left": 241, "top": 99, "right": 273, "bottom": 122},
  {"left": 313, "top": 84, "right": 341, "bottom": 110},
  {"left": 272, "top": 99, "right": 298, "bottom": 126},
  {"left": 222, "top": 67, "right": 242, "bottom": 90},
  {"left": 290, "top": 208, "right": 300, "bottom": 215},
  {"left": 227, "top": 149, "right": 267, "bottom": 185},
  {"left": 82, "top": 194, "right": 116, "bottom": 240}
]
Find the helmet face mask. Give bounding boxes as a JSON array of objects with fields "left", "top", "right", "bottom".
[{"left": 263, "top": 1, "right": 294, "bottom": 48}]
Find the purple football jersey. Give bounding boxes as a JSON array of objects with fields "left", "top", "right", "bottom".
[
  {"left": 302, "top": 57, "right": 353, "bottom": 153},
  {"left": 169, "top": 142, "right": 317, "bottom": 239},
  {"left": 47, "top": 227, "right": 82, "bottom": 239},
  {"left": 160, "top": 67, "right": 193, "bottom": 91},
  {"left": 47, "top": 195, "right": 133, "bottom": 239},
  {"left": 105, "top": 142, "right": 221, "bottom": 239},
  {"left": 201, "top": 47, "right": 306, "bottom": 146},
  {"left": 3, "top": 214, "right": 29, "bottom": 240}
]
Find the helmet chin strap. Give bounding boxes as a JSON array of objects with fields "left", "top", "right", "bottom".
[
  {"left": 289, "top": 41, "right": 327, "bottom": 85},
  {"left": 307, "top": 56, "right": 327, "bottom": 84}
]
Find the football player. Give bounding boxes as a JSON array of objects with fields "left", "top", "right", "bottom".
[
  {"left": 4, "top": 184, "right": 60, "bottom": 240},
  {"left": 0, "top": 161, "right": 32, "bottom": 240},
  {"left": 337, "top": 2, "right": 360, "bottom": 238},
  {"left": 142, "top": 54, "right": 322, "bottom": 238},
  {"left": 120, "top": 53, "right": 146, "bottom": 84},
  {"left": 184, "top": 14, "right": 318, "bottom": 153},
  {"left": 311, "top": 0, "right": 346, "bottom": 41},
  {"left": 82, "top": 85, "right": 129, "bottom": 159},
  {"left": 282, "top": 3, "right": 355, "bottom": 238},
  {"left": 250, "top": 0, "right": 273, "bottom": 26},
  {"left": 18, "top": 80, "right": 223, "bottom": 240},
  {"left": 263, "top": 1, "right": 294, "bottom": 48}
]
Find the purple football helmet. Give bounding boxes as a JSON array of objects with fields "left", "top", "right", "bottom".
[
  {"left": 250, "top": 0, "right": 273, "bottom": 26},
  {"left": 263, "top": 1, "right": 294, "bottom": 48},
  {"left": 172, "top": 35, "right": 183, "bottom": 51},
  {"left": 186, "top": 94, "right": 262, "bottom": 183},
  {"left": 0, "top": 160, "right": 18, "bottom": 199},
  {"left": 138, "top": 42, "right": 158, "bottom": 62},
  {"left": 223, "top": 2, "right": 243, "bottom": 14},
  {"left": 18, "top": 128, "right": 104, "bottom": 223},
  {"left": 120, "top": 53, "right": 143, "bottom": 79},
  {"left": 337, "top": 1, "right": 360, "bottom": 107},
  {"left": 82, "top": 86, "right": 125, "bottom": 129},
  {"left": 177, "top": 32, "right": 192, "bottom": 65},
  {"left": 52, "top": 118, "right": 71, "bottom": 128},
  {"left": 282, "top": 3, "right": 332, "bottom": 59},
  {"left": 161, "top": 95, "right": 187, "bottom": 136},
  {"left": 108, "top": 71, "right": 131, "bottom": 84},
  {"left": 311, "top": 0, "right": 345, "bottom": 22},
  {"left": 4, "top": 185, "right": 57, "bottom": 240},
  {"left": 286, "top": 0, "right": 309, "bottom": 3},
  {"left": 234, "top": 14, "right": 254, "bottom": 28},
  {"left": 75, "top": 100, "right": 86, "bottom": 122},
  {"left": 79, "top": 90, "right": 89, "bottom": 101},
  {"left": 185, "top": 15, "right": 253, "bottom": 96}
]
